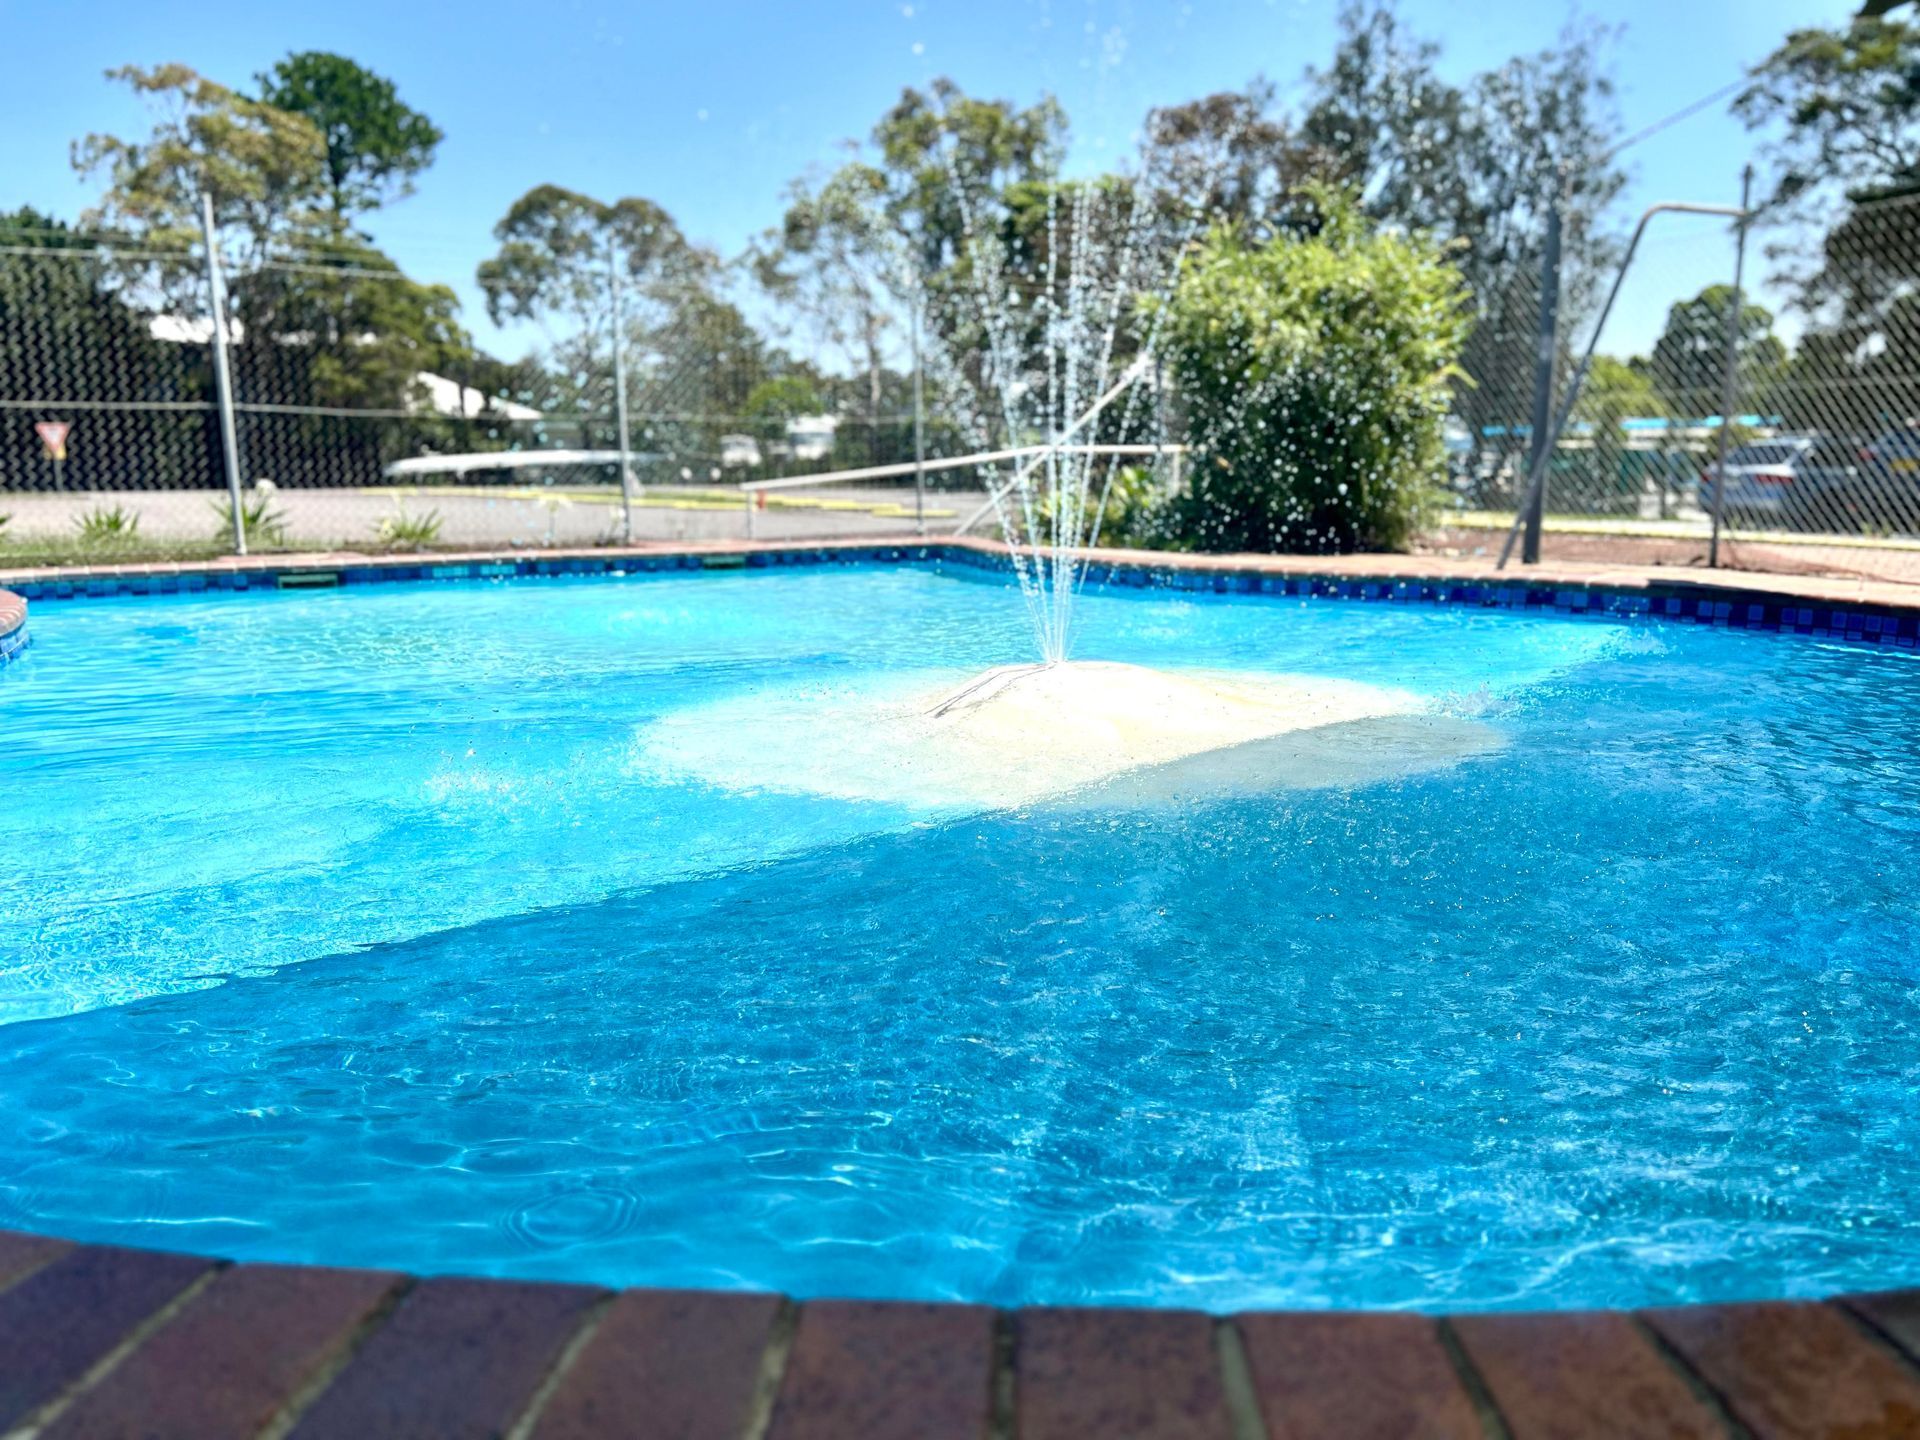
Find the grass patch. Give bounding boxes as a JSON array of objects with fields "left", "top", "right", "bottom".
[{"left": 0, "top": 535, "right": 235, "bottom": 568}]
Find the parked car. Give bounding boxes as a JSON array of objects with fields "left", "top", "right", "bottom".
[
  {"left": 1700, "top": 436, "right": 1817, "bottom": 521},
  {"left": 1860, "top": 424, "right": 1920, "bottom": 478},
  {"left": 1699, "top": 434, "right": 1886, "bottom": 532},
  {"left": 719, "top": 433, "right": 763, "bottom": 469},
  {"left": 1817, "top": 427, "right": 1920, "bottom": 534}
]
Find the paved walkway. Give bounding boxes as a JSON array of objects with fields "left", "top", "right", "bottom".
[
  {"left": 1424, "top": 525, "right": 1920, "bottom": 589},
  {"left": 3, "top": 1232, "right": 1919, "bottom": 1439},
  {"left": 0, "top": 485, "right": 976, "bottom": 552}
]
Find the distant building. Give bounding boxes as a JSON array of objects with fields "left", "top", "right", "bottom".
[{"left": 411, "top": 372, "right": 543, "bottom": 422}]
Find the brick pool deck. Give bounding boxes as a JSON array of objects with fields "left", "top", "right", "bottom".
[
  {"left": 6, "top": 1230, "right": 1920, "bottom": 1438},
  {"left": 7, "top": 537, "right": 1920, "bottom": 1436}
]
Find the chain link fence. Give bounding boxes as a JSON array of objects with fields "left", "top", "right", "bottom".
[
  {"left": 1460, "top": 187, "right": 1920, "bottom": 581},
  {"left": 0, "top": 228, "right": 984, "bottom": 559},
  {"left": 6, "top": 183, "right": 1920, "bottom": 573}
]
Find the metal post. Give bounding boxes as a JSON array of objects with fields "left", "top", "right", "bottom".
[
  {"left": 1708, "top": 165, "right": 1753, "bottom": 570},
  {"left": 199, "top": 192, "right": 247, "bottom": 556},
  {"left": 1521, "top": 204, "right": 1562, "bottom": 565},
  {"left": 911, "top": 289, "right": 927, "bottom": 535},
  {"left": 1499, "top": 199, "right": 1753, "bottom": 569},
  {"left": 608, "top": 240, "right": 635, "bottom": 546}
]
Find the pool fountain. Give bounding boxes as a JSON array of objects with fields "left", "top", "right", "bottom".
[
  {"left": 678, "top": 127, "right": 1484, "bottom": 805},
  {"left": 641, "top": 657, "right": 1503, "bottom": 811}
]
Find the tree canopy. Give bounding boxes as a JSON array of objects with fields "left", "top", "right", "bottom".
[
  {"left": 74, "top": 63, "right": 328, "bottom": 265},
  {"left": 257, "top": 52, "right": 442, "bottom": 221},
  {"left": 1737, "top": 18, "right": 1920, "bottom": 208},
  {"left": 1647, "top": 286, "right": 1787, "bottom": 412},
  {"left": 477, "top": 185, "right": 712, "bottom": 331}
]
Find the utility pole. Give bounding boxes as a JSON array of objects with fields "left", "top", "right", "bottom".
[
  {"left": 912, "top": 288, "right": 927, "bottom": 536},
  {"left": 1708, "top": 165, "right": 1754, "bottom": 571},
  {"left": 199, "top": 191, "right": 247, "bottom": 555},
  {"left": 609, "top": 239, "right": 635, "bottom": 546},
  {"left": 1521, "top": 203, "right": 1563, "bottom": 565}
]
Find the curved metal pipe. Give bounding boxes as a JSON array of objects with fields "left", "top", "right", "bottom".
[{"left": 1496, "top": 200, "right": 1752, "bottom": 569}]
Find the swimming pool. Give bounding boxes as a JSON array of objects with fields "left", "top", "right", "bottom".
[{"left": 3, "top": 562, "right": 1918, "bottom": 1313}]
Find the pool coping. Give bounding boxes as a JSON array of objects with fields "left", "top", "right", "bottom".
[
  {"left": 4, "top": 1229, "right": 1920, "bottom": 1437},
  {"left": 6, "top": 533, "right": 1920, "bottom": 666}
]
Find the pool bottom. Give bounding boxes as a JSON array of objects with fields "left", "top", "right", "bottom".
[{"left": 2, "top": 757, "right": 1916, "bottom": 1317}]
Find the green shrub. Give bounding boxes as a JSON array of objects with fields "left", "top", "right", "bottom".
[
  {"left": 1156, "top": 192, "right": 1471, "bottom": 553},
  {"left": 1084, "top": 464, "right": 1171, "bottom": 550},
  {"left": 75, "top": 503, "right": 140, "bottom": 544}
]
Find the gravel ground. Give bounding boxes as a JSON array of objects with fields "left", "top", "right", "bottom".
[{"left": 1421, "top": 526, "right": 1920, "bottom": 588}]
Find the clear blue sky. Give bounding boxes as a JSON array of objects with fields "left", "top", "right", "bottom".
[{"left": 0, "top": 0, "right": 1863, "bottom": 358}]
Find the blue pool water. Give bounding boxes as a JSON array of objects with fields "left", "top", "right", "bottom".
[{"left": 3, "top": 563, "right": 1919, "bottom": 1313}]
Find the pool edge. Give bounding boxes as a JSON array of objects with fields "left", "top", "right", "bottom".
[
  {"left": 5, "top": 535, "right": 1920, "bottom": 650},
  {"left": 2, "top": 1227, "right": 1917, "bottom": 1435}
]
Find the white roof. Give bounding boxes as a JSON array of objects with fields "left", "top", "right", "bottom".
[
  {"left": 383, "top": 448, "right": 663, "bottom": 479},
  {"left": 413, "top": 372, "right": 543, "bottom": 422},
  {"left": 149, "top": 314, "right": 238, "bottom": 344}
]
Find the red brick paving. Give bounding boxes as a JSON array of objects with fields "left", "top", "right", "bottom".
[
  {"left": 6, "top": 1233, "right": 1920, "bottom": 1436},
  {"left": 532, "top": 1289, "right": 782, "bottom": 1440},
  {"left": 0, "top": 1244, "right": 214, "bottom": 1431},
  {"left": 1845, "top": 1289, "right": 1920, "bottom": 1365},
  {"left": 0, "top": 1228, "right": 70, "bottom": 1289},
  {"left": 283, "top": 1276, "right": 606, "bottom": 1440},
  {"left": 1014, "top": 1307, "right": 1232, "bottom": 1440},
  {"left": 1423, "top": 525, "right": 1920, "bottom": 588},
  {"left": 38, "top": 1263, "right": 400, "bottom": 1440},
  {"left": 1237, "top": 1311, "right": 1483, "bottom": 1440},
  {"left": 767, "top": 1299, "right": 995, "bottom": 1440},
  {"left": 1450, "top": 1310, "right": 1723, "bottom": 1440},
  {"left": 1644, "top": 1300, "right": 1920, "bottom": 1440}
]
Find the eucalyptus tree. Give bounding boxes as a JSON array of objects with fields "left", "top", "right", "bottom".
[{"left": 257, "top": 51, "right": 443, "bottom": 223}]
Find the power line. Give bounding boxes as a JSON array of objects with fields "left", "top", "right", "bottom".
[{"left": 1604, "top": 75, "right": 1754, "bottom": 165}]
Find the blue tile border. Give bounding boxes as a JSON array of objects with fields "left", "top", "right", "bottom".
[{"left": 4, "top": 544, "right": 1920, "bottom": 655}]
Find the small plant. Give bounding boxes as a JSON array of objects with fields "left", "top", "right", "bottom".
[
  {"left": 210, "top": 479, "right": 288, "bottom": 548},
  {"left": 538, "top": 491, "right": 571, "bottom": 545},
  {"left": 374, "top": 503, "right": 443, "bottom": 551},
  {"left": 75, "top": 503, "right": 140, "bottom": 544}
]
